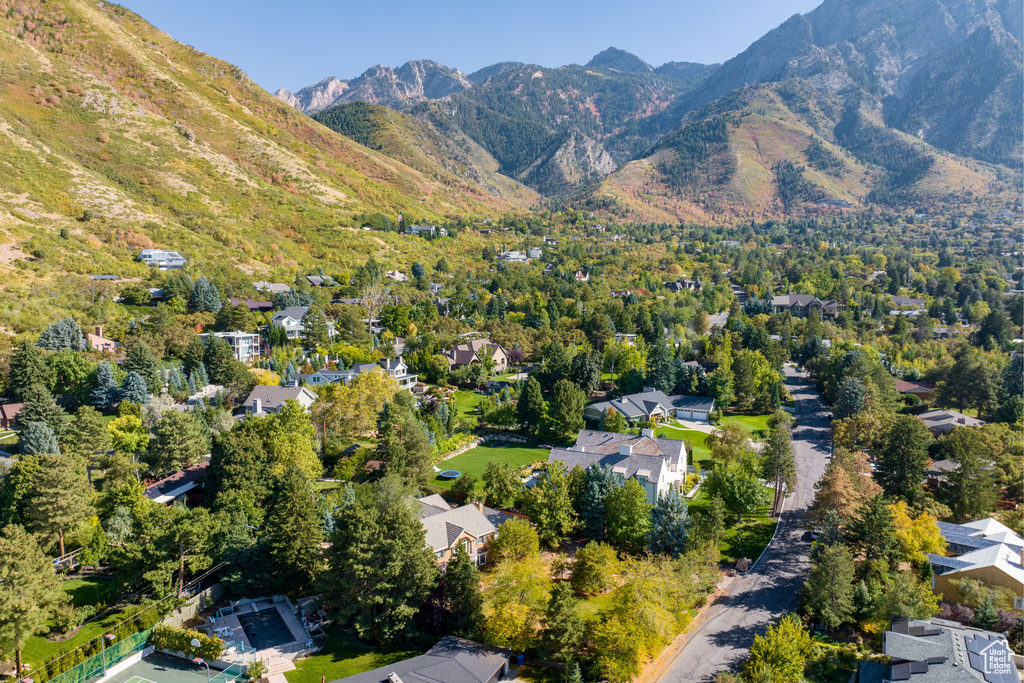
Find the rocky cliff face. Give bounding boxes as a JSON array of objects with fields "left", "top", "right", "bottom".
[
  {"left": 518, "top": 130, "right": 618, "bottom": 195},
  {"left": 277, "top": 61, "right": 470, "bottom": 114}
]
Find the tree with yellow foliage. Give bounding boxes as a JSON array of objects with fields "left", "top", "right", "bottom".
[
  {"left": 312, "top": 368, "right": 399, "bottom": 440},
  {"left": 482, "top": 555, "right": 551, "bottom": 651},
  {"left": 249, "top": 368, "right": 281, "bottom": 386},
  {"left": 888, "top": 500, "right": 945, "bottom": 564}
]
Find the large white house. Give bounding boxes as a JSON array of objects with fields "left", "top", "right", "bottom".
[
  {"left": 198, "top": 330, "right": 261, "bottom": 363},
  {"left": 304, "top": 358, "right": 418, "bottom": 391},
  {"left": 270, "top": 306, "right": 336, "bottom": 340},
  {"left": 138, "top": 249, "right": 187, "bottom": 269}
]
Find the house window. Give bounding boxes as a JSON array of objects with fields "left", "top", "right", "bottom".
[
  {"left": 1015, "top": 597, "right": 1023, "bottom": 610},
  {"left": 461, "top": 538, "right": 472, "bottom": 555},
  {"left": 477, "top": 552, "right": 487, "bottom": 566}
]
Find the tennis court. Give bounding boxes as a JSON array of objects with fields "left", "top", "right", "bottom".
[{"left": 105, "top": 652, "right": 245, "bottom": 683}]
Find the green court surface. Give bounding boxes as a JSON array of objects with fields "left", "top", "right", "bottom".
[{"left": 105, "top": 653, "right": 244, "bottom": 683}]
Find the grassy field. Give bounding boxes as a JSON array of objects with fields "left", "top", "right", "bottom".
[
  {"left": 518, "top": 664, "right": 564, "bottom": 683},
  {"left": 687, "top": 487, "right": 777, "bottom": 563},
  {"left": 285, "top": 629, "right": 424, "bottom": 683},
  {"left": 432, "top": 443, "right": 548, "bottom": 490},
  {"left": 22, "top": 578, "right": 128, "bottom": 668},
  {"left": 720, "top": 413, "right": 773, "bottom": 440},
  {"left": 576, "top": 590, "right": 616, "bottom": 623},
  {"left": 654, "top": 424, "right": 712, "bottom": 466},
  {"left": 453, "top": 389, "right": 487, "bottom": 426}
]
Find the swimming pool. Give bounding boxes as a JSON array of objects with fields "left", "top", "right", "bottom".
[{"left": 237, "top": 608, "right": 295, "bottom": 650}]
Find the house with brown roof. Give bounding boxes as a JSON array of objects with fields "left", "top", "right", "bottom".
[
  {"left": 895, "top": 379, "right": 936, "bottom": 402},
  {"left": 0, "top": 403, "right": 23, "bottom": 430},
  {"left": 443, "top": 339, "right": 509, "bottom": 373},
  {"left": 416, "top": 495, "right": 512, "bottom": 566}
]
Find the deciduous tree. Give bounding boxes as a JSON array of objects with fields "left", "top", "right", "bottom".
[{"left": 605, "top": 478, "right": 652, "bottom": 554}]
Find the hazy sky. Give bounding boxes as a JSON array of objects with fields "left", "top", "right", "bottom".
[{"left": 116, "top": 0, "right": 822, "bottom": 92}]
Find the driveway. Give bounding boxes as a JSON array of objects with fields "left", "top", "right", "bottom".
[{"left": 657, "top": 365, "right": 831, "bottom": 682}]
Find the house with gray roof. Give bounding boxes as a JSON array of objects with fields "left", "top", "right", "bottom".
[
  {"left": 585, "top": 387, "right": 715, "bottom": 424},
  {"left": 927, "top": 518, "right": 1024, "bottom": 614},
  {"left": 138, "top": 249, "right": 187, "bottom": 269},
  {"left": 252, "top": 281, "right": 291, "bottom": 294},
  {"left": 857, "top": 618, "right": 1017, "bottom": 683},
  {"left": 416, "top": 496, "right": 512, "bottom": 566},
  {"left": 242, "top": 385, "right": 316, "bottom": 416},
  {"left": 917, "top": 410, "right": 985, "bottom": 435},
  {"left": 304, "top": 358, "right": 417, "bottom": 390},
  {"left": 334, "top": 636, "right": 509, "bottom": 683},
  {"left": 270, "top": 306, "right": 337, "bottom": 341},
  {"left": 547, "top": 429, "right": 688, "bottom": 504},
  {"left": 771, "top": 293, "right": 839, "bottom": 318}
]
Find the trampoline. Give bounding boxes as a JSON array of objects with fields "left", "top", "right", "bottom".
[
  {"left": 438, "top": 470, "right": 462, "bottom": 480},
  {"left": 487, "top": 441, "right": 509, "bottom": 448}
]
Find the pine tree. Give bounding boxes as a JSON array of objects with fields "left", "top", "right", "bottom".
[
  {"left": 8, "top": 341, "right": 53, "bottom": 401},
  {"left": 876, "top": 415, "right": 932, "bottom": 500},
  {"left": 605, "top": 478, "right": 652, "bottom": 554},
  {"left": 563, "top": 661, "right": 584, "bottom": 683},
  {"left": 545, "top": 581, "right": 585, "bottom": 661},
  {"left": 26, "top": 453, "right": 93, "bottom": 556},
  {"left": 195, "top": 362, "right": 209, "bottom": 388},
  {"left": 579, "top": 464, "right": 619, "bottom": 539},
  {"left": 434, "top": 544, "right": 485, "bottom": 638},
  {"left": 19, "top": 422, "right": 60, "bottom": 455},
  {"left": 693, "top": 495, "right": 727, "bottom": 545},
  {"left": 802, "top": 543, "right": 856, "bottom": 628},
  {"left": 16, "top": 383, "right": 70, "bottom": 444},
  {"left": 377, "top": 397, "right": 433, "bottom": 484},
  {"left": 937, "top": 428, "right": 999, "bottom": 523},
  {"left": 203, "top": 337, "right": 235, "bottom": 386},
  {"left": 120, "top": 371, "right": 150, "bottom": 405},
  {"left": 188, "top": 276, "right": 223, "bottom": 313},
  {"left": 67, "top": 406, "right": 112, "bottom": 461},
  {"left": 545, "top": 380, "right": 584, "bottom": 442},
  {"left": 0, "top": 525, "right": 70, "bottom": 676},
  {"left": 645, "top": 337, "right": 676, "bottom": 394},
  {"left": 90, "top": 361, "right": 120, "bottom": 411},
  {"left": 569, "top": 353, "right": 601, "bottom": 394},
  {"left": 302, "top": 306, "right": 331, "bottom": 350},
  {"left": 182, "top": 336, "right": 206, "bottom": 376},
  {"left": 834, "top": 377, "right": 866, "bottom": 420},
  {"left": 848, "top": 494, "right": 900, "bottom": 569},
  {"left": 517, "top": 376, "right": 546, "bottom": 435},
  {"left": 187, "top": 373, "right": 198, "bottom": 394},
  {"left": 36, "top": 317, "right": 85, "bottom": 351},
  {"left": 974, "top": 594, "right": 998, "bottom": 630},
  {"left": 648, "top": 490, "right": 690, "bottom": 557},
  {"left": 264, "top": 466, "right": 325, "bottom": 595},
  {"left": 169, "top": 371, "right": 183, "bottom": 393},
  {"left": 762, "top": 422, "right": 796, "bottom": 516},
  {"left": 146, "top": 410, "right": 209, "bottom": 475},
  {"left": 124, "top": 341, "right": 161, "bottom": 393}
]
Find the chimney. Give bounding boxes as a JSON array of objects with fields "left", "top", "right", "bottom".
[
  {"left": 473, "top": 500, "right": 484, "bottom": 513},
  {"left": 251, "top": 398, "right": 262, "bottom": 414},
  {"left": 619, "top": 443, "right": 634, "bottom": 456},
  {"left": 94, "top": 325, "right": 103, "bottom": 338},
  {"left": 641, "top": 428, "right": 654, "bottom": 438}
]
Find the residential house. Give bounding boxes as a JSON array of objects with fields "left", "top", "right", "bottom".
[
  {"left": 144, "top": 457, "right": 211, "bottom": 505},
  {"left": 417, "top": 495, "right": 511, "bottom": 566},
  {"left": 87, "top": 326, "right": 121, "bottom": 353},
  {"left": 924, "top": 459, "right": 960, "bottom": 488},
  {"left": 137, "top": 249, "right": 187, "bottom": 269},
  {"left": 406, "top": 224, "right": 445, "bottom": 237},
  {"left": 856, "top": 618, "right": 1017, "bottom": 683},
  {"left": 199, "top": 330, "right": 261, "bottom": 363},
  {"left": 543, "top": 237, "right": 560, "bottom": 245},
  {"left": 334, "top": 636, "right": 510, "bottom": 683},
  {"left": 242, "top": 386, "right": 317, "bottom": 416},
  {"left": 547, "top": 429, "right": 688, "bottom": 504},
  {"left": 574, "top": 269, "right": 590, "bottom": 282},
  {"left": 386, "top": 270, "right": 409, "bottom": 283},
  {"left": 304, "top": 359, "right": 417, "bottom": 391},
  {"left": 891, "top": 296, "right": 926, "bottom": 309},
  {"left": 0, "top": 403, "right": 23, "bottom": 430},
  {"left": 270, "top": 306, "right": 336, "bottom": 341},
  {"left": 927, "top": 518, "right": 1024, "bottom": 613},
  {"left": 614, "top": 333, "right": 638, "bottom": 344},
  {"left": 528, "top": 247, "right": 543, "bottom": 259},
  {"left": 584, "top": 388, "right": 715, "bottom": 424},
  {"left": 499, "top": 250, "right": 529, "bottom": 263},
  {"left": 664, "top": 279, "right": 703, "bottom": 293},
  {"left": 895, "top": 379, "right": 936, "bottom": 402},
  {"left": 305, "top": 275, "right": 337, "bottom": 287},
  {"left": 252, "top": 281, "right": 291, "bottom": 294},
  {"left": 443, "top": 339, "right": 509, "bottom": 373},
  {"left": 228, "top": 297, "right": 274, "bottom": 313},
  {"left": 771, "top": 294, "right": 839, "bottom": 318},
  {"left": 918, "top": 409, "right": 984, "bottom": 435},
  {"left": 90, "top": 274, "right": 120, "bottom": 281}
]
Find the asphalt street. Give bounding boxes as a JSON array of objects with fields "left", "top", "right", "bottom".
[{"left": 659, "top": 365, "right": 831, "bottom": 682}]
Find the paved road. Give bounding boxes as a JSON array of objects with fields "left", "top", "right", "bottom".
[{"left": 659, "top": 365, "right": 831, "bottom": 682}]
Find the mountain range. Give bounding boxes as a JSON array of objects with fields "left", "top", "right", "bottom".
[{"left": 279, "top": 0, "right": 1022, "bottom": 217}]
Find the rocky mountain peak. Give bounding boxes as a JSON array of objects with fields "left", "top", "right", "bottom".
[{"left": 586, "top": 47, "right": 653, "bottom": 74}]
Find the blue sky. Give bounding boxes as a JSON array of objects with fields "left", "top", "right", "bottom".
[{"left": 117, "top": 0, "right": 822, "bottom": 92}]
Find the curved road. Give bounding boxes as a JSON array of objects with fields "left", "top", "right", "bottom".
[{"left": 660, "top": 365, "right": 832, "bottom": 682}]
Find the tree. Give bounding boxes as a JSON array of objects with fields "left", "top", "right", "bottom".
[
  {"left": 569, "top": 352, "right": 602, "bottom": 395},
  {"left": 108, "top": 414, "right": 150, "bottom": 460},
  {"left": 49, "top": 350, "right": 97, "bottom": 407},
  {"left": 848, "top": 494, "right": 899, "bottom": 569},
  {"left": 834, "top": 377, "right": 866, "bottom": 420},
  {"left": 16, "top": 383, "right": 69, "bottom": 444},
  {"left": 0, "top": 525, "right": 70, "bottom": 676},
  {"left": 645, "top": 339, "right": 676, "bottom": 394},
  {"left": 602, "top": 407, "right": 627, "bottom": 433},
  {"left": 692, "top": 309, "right": 710, "bottom": 336},
  {"left": 707, "top": 367, "right": 735, "bottom": 408},
  {"left": 188, "top": 276, "right": 222, "bottom": 313},
  {"left": 8, "top": 341, "right": 53, "bottom": 400},
  {"left": 693, "top": 495, "right": 727, "bottom": 545},
  {"left": 706, "top": 423, "right": 750, "bottom": 464},
  {"left": 974, "top": 594, "right": 998, "bottom": 631},
  {"left": 545, "top": 582, "right": 586, "bottom": 662},
  {"left": 36, "top": 317, "right": 84, "bottom": 351},
  {"left": 605, "top": 479, "right": 652, "bottom": 554},
  {"left": 482, "top": 554, "right": 550, "bottom": 651},
  {"left": 315, "top": 368, "right": 399, "bottom": 439},
  {"left": 975, "top": 307, "right": 1011, "bottom": 351},
  {"left": 120, "top": 371, "right": 150, "bottom": 406},
  {"left": 705, "top": 456, "right": 770, "bottom": 523},
  {"left": 937, "top": 427, "right": 1000, "bottom": 522},
  {"left": 935, "top": 345, "right": 1000, "bottom": 417},
  {"left": 428, "top": 544, "right": 484, "bottom": 638},
  {"left": 90, "top": 361, "right": 119, "bottom": 410},
  {"left": 579, "top": 464, "right": 619, "bottom": 539},
  {"left": 523, "top": 461, "right": 577, "bottom": 547},
  {"left": 517, "top": 376, "right": 546, "bottom": 435},
  {"left": 876, "top": 415, "right": 932, "bottom": 500},
  {"left": 302, "top": 306, "right": 331, "bottom": 350},
  {"left": 123, "top": 341, "right": 161, "bottom": 393},
  {"left": 762, "top": 422, "right": 796, "bottom": 516},
  {"left": 264, "top": 466, "right": 325, "bottom": 595},
  {"left": 202, "top": 336, "right": 236, "bottom": 386},
  {"left": 570, "top": 541, "right": 619, "bottom": 595},
  {"left": 482, "top": 461, "right": 522, "bottom": 509},
  {"left": 147, "top": 410, "right": 209, "bottom": 475},
  {"left": 214, "top": 303, "right": 254, "bottom": 333},
  {"left": 888, "top": 500, "right": 944, "bottom": 564},
  {"left": 648, "top": 490, "right": 690, "bottom": 557},
  {"left": 377, "top": 396, "right": 432, "bottom": 484},
  {"left": 869, "top": 570, "right": 939, "bottom": 631},
  {"left": 488, "top": 518, "right": 540, "bottom": 564},
  {"left": 545, "top": 380, "right": 584, "bottom": 442},
  {"left": 26, "top": 453, "right": 93, "bottom": 556},
  {"left": 325, "top": 482, "right": 438, "bottom": 642},
  {"left": 743, "top": 613, "right": 813, "bottom": 683},
  {"left": 19, "top": 422, "right": 60, "bottom": 456},
  {"left": 66, "top": 406, "right": 112, "bottom": 461},
  {"left": 802, "top": 544, "right": 855, "bottom": 629}
]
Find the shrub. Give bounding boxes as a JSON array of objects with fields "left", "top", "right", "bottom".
[
  {"left": 570, "top": 541, "right": 619, "bottom": 596},
  {"left": 150, "top": 625, "right": 224, "bottom": 661}
]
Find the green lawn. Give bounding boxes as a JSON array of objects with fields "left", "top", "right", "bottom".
[
  {"left": 432, "top": 444, "right": 548, "bottom": 490},
  {"left": 453, "top": 389, "right": 487, "bottom": 425},
  {"left": 576, "top": 590, "right": 616, "bottom": 623},
  {"left": 720, "top": 413, "right": 773, "bottom": 441},
  {"left": 654, "top": 425, "right": 711, "bottom": 466},
  {"left": 518, "top": 663, "right": 564, "bottom": 683},
  {"left": 687, "top": 487, "right": 778, "bottom": 563},
  {"left": 285, "top": 629, "right": 424, "bottom": 683},
  {"left": 63, "top": 577, "right": 116, "bottom": 608},
  {"left": 22, "top": 596, "right": 128, "bottom": 669}
]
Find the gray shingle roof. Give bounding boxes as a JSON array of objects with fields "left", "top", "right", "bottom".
[
  {"left": 419, "top": 503, "right": 512, "bottom": 554},
  {"left": 871, "top": 618, "right": 1017, "bottom": 683},
  {"left": 548, "top": 448, "right": 667, "bottom": 483},
  {"left": 333, "top": 636, "right": 508, "bottom": 683},
  {"left": 586, "top": 390, "right": 714, "bottom": 420}
]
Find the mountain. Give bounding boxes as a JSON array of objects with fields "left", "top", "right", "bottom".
[
  {"left": 0, "top": 0, "right": 534, "bottom": 292},
  {"left": 518, "top": 130, "right": 618, "bottom": 196},
  {"left": 586, "top": 47, "right": 653, "bottom": 74},
  {"left": 278, "top": 60, "right": 472, "bottom": 114}
]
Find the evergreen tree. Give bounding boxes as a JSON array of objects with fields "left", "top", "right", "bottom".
[
  {"left": 569, "top": 353, "right": 601, "bottom": 395},
  {"left": 545, "top": 581, "right": 586, "bottom": 661},
  {"left": 195, "top": 362, "right": 209, "bottom": 388},
  {"left": 523, "top": 461, "right": 577, "bottom": 547},
  {"left": 188, "top": 276, "right": 223, "bottom": 313},
  {"left": 545, "top": 380, "right": 585, "bottom": 442},
  {"left": 802, "top": 543, "right": 856, "bottom": 629},
  {"left": 938, "top": 428, "right": 999, "bottom": 523},
  {"left": 26, "top": 453, "right": 93, "bottom": 556},
  {"left": 90, "top": 361, "right": 120, "bottom": 411},
  {"left": 517, "top": 376, "right": 546, "bottom": 435},
  {"left": 302, "top": 306, "right": 331, "bottom": 350},
  {"left": 16, "top": 383, "right": 70, "bottom": 444},
  {"left": 762, "top": 422, "right": 796, "bottom": 515},
  {"left": 579, "top": 464, "right": 619, "bottom": 539},
  {"left": 876, "top": 415, "right": 932, "bottom": 500},
  {"left": 124, "top": 341, "right": 161, "bottom": 393},
  {"left": 0, "top": 525, "right": 70, "bottom": 676},
  {"left": 187, "top": 373, "right": 198, "bottom": 394},
  {"left": 203, "top": 337, "right": 235, "bottom": 386},
  {"left": 974, "top": 594, "right": 998, "bottom": 631},
  {"left": 426, "top": 544, "right": 484, "bottom": 638},
  {"left": 645, "top": 338, "right": 676, "bottom": 394},
  {"left": 377, "top": 397, "right": 433, "bottom": 484},
  {"left": 66, "top": 406, "right": 112, "bottom": 461},
  {"left": 602, "top": 407, "right": 628, "bottom": 433},
  {"left": 693, "top": 495, "right": 727, "bottom": 545},
  {"left": 325, "top": 481, "right": 438, "bottom": 642},
  {"left": 181, "top": 336, "right": 206, "bottom": 376},
  {"left": 648, "top": 490, "right": 690, "bottom": 557},
  {"left": 36, "top": 317, "right": 85, "bottom": 351},
  {"left": 834, "top": 377, "right": 866, "bottom": 420},
  {"left": 168, "top": 371, "right": 183, "bottom": 393},
  {"left": 848, "top": 494, "right": 900, "bottom": 569},
  {"left": 120, "top": 371, "right": 150, "bottom": 405},
  {"left": 605, "top": 478, "right": 652, "bottom": 554},
  {"left": 146, "top": 410, "right": 209, "bottom": 475},
  {"left": 8, "top": 341, "right": 53, "bottom": 401},
  {"left": 264, "top": 466, "right": 325, "bottom": 595},
  {"left": 19, "top": 422, "right": 60, "bottom": 456}
]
